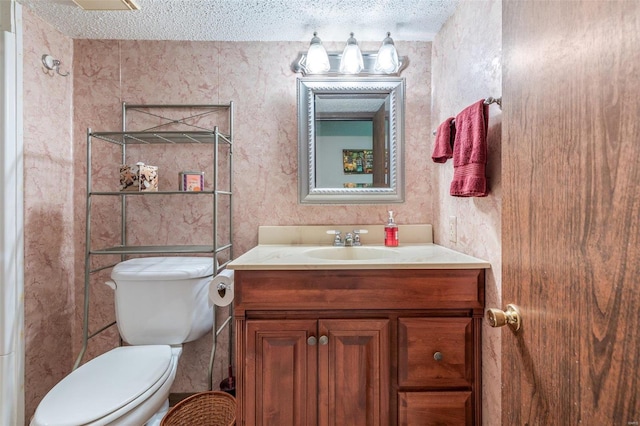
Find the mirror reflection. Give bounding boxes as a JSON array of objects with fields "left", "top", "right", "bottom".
[
  {"left": 315, "top": 94, "right": 389, "bottom": 189},
  {"left": 298, "top": 78, "right": 405, "bottom": 204}
]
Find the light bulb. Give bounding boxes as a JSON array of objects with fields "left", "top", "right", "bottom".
[
  {"left": 375, "top": 32, "right": 399, "bottom": 74},
  {"left": 339, "top": 32, "right": 363, "bottom": 74},
  {"left": 305, "top": 32, "right": 330, "bottom": 74}
]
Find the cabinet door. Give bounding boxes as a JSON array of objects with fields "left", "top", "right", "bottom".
[
  {"left": 245, "top": 319, "right": 317, "bottom": 426},
  {"left": 317, "top": 319, "right": 390, "bottom": 426}
]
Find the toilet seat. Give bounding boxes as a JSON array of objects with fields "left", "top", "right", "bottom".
[{"left": 32, "top": 345, "right": 174, "bottom": 426}]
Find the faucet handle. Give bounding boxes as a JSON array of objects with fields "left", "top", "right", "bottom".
[
  {"left": 326, "top": 230, "right": 343, "bottom": 246},
  {"left": 352, "top": 229, "right": 368, "bottom": 246}
]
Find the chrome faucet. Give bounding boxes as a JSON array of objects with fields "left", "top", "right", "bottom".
[
  {"left": 344, "top": 232, "right": 354, "bottom": 246},
  {"left": 327, "top": 229, "right": 368, "bottom": 246}
]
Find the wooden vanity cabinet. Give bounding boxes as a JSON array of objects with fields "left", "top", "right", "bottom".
[
  {"left": 233, "top": 268, "right": 485, "bottom": 426},
  {"left": 244, "top": 318, "right": 389, "bottom": 426}
]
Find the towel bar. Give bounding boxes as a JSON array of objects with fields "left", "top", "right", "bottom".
[
  {"left": 483, "top": 96, "right": 502, "bottom": 108},
  {"left": 432, "top": 97, "right": 501, "bottom": 135}
]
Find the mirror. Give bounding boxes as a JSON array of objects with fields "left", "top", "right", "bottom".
[{"left": 298, "top": 77, "right": 405, "bottom": 204}]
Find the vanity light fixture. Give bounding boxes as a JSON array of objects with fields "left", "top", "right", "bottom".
[
  {"left": 339, "top": 32, "right": 364, "bottom": 74},
  {"left": 374, "top": 32, "right": 399, "bottom": 74},
  {"left": 304, "top": 32, "right": 331, "bottom": 74},
  {"left": 291, "top": 32, "right": 408, "bottom": 76}
]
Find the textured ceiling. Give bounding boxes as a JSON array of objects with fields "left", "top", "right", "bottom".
[{"left": 18, "top": 0, "right": 460, "bottom": 42}]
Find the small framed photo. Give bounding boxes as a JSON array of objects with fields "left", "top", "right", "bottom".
[
  {"left": 342, "top": 149, "right": 373, "bottom": 174},
  {"left": 179, "top": 171, "right": 205, "bottom": 191}
]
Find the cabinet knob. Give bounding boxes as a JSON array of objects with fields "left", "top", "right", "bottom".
[
  {"left": 319, "top": 335, "right": 329, "bottom": 345},
  {"left": 307, "top": 336, "right": 317, "bottom": 346},
  {"left": 433, "top": 351, "right": 443, "bottom": 361}
]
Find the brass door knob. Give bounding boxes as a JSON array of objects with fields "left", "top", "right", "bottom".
[{"left": 486, "top": 304, "right": 522, "bottom": 332}]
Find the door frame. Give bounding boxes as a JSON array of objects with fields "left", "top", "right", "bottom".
[{"left": 0, "top": 1, "right": 24, "bottom": 424}]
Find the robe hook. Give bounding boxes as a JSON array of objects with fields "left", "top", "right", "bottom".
[{"left": 42, "top": 54, "right": 70, "bottom": 77}]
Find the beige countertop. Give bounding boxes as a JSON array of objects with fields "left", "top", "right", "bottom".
[{"left": 228, "top": 225, "right": 491, "bottom": 271}]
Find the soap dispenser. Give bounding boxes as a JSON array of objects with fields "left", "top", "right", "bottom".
[{"left": 384, "top": 210, "right": 399, "bottom": 247}]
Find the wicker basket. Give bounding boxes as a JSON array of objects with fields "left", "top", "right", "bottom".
[{"left": 161, "top": 391, "right": 236, "bottom": 426}]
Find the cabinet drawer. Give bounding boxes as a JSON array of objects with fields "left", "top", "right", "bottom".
[
  {"left": 398, "top": 318, "right": 472, "bottom": 388},
  {"left": 398, "top": 391, "right": 472, "bottom": 426}
]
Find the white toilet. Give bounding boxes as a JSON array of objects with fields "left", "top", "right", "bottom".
[{"left": 31, "top": 257, "right": 215, "bottom": 426}]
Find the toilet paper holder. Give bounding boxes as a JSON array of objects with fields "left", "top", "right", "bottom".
[
  {"left": 209, "top": 270, "right": 234, "bottom": 308},
  {"left": 217, "top": 282, "right": 231, "bottom": 296},
  {"left": 208, "top": 269, "right": 235, "bottom": 391}
]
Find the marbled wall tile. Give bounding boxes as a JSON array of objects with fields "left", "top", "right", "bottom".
[
  {"left": 431, "top": 1, "right": 502, "bottom": 424},
  {"left": 218, "top": 41, "right": 434, "bottom": 255},
  {"left": 119, "top": 40, "right": 222, "bottom": 105},
  {"left": 22, "top": 8, "right": 75, "bottom": 422},
  {"left": 72, "top": 40, "right": 124, "bottom": 376}
]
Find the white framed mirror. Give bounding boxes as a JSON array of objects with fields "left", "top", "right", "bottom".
[{"left": 297, "top": 77, "right": 405, "bottom": 204}]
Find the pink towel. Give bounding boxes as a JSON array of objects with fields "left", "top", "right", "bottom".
[
  {"left": 450, "top": 100, "right": 489, "bottom": 197},
  {"left": 431, "top": 117, "right": 455, "bottom": 163}
]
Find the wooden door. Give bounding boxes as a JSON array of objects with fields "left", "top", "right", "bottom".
[
  {"left": 372, "top": 104, "right": 387, "bottom": 187},
  {"left": 502, "top": 1, "right": 640, "bottom": 424},
  {"left": 245, "top": 319, "right": 318, "bottom": 426},
  {"left": 317, "top": 319, "right": 390, "bottom": 426}
]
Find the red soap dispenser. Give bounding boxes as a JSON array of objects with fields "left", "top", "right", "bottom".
[{"left": 384, "top": 210, "right": 399, "bottom": 247}]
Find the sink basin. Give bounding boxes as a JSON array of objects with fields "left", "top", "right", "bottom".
[{"left": 303, "top": 246, "right": 398, "bottom": 261}]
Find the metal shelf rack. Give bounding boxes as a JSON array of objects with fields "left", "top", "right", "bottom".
[{"left": 75, "top": 103, "right": 234, "bottom": 390}]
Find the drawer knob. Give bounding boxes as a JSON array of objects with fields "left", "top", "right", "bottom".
[
  {"left": 433, "top": 351, "right": 443, "bottom": 361},
  {"left": 319, "top": 335, "right": 329, "bottom": 345},
  {"left": 307, "top": 336, "right": 317, "bottom": 346}
]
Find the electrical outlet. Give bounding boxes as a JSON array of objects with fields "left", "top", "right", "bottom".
[{"left": 449, "top": 216, "right": 457, "bottom": 243}]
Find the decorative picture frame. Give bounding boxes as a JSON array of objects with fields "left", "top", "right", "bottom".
[
  {"left": 342, "top": 149, "right": 373, "bottom": 174},
  {"left": 343, "top": 182, "right": 372, "bottom": 188},
  {"left": 179, "top": 171, "right": 205, "bottom": 191}
]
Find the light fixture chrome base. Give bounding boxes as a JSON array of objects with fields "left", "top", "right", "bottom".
[{"left": 292, "top": 52, "right": 409, "bottom": 76}]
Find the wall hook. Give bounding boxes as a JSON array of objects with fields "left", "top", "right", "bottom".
[{"left": 42, "top": 54, "right": 70, "bottom": 77}]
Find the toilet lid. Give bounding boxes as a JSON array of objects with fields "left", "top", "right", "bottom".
[
  {"left": 33, "top": 345, "right": 173, "bottom": 426},
  {"left": 111, "top": 256, "right": 214, "bottom": 281}
]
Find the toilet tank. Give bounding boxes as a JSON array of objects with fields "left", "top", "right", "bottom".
[{"left": 109, "top": 257, "right": 215, "bottom": 345}]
